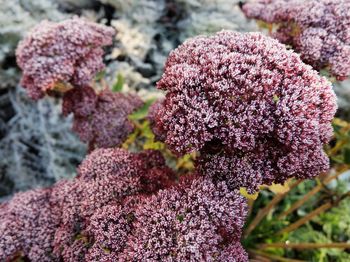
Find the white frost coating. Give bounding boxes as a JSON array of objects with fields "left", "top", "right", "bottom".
[{"left": 0, "top": 87, "right": 86, "bottom": 197}]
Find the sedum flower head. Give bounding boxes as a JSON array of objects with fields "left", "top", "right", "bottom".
[
  {"left": 54, "top": 148, "right": 176, "bottom": 259},
  {"left": 121, "top": 176, "right": 248, "bottom": 261},
  {"left": 153, "top": 30, "right": 337, "bottom": 192},
  {"left": 0, "top": 157, "right": 248, "bottom": 261},
  {"left": 16, "top": 16, "right": 115, "bottom": 99},
  {"left": 63, "top": 87, "right": 143, "bottom": 149},
  {"left": 62, "top": 85, "right": 98, "bottom": 118},
  {"left": 85, "top": 196, "right": 142, "bottom": 258},
  {"left": 87, "top": 205, "right": 132, "bottom": 253},
  {"left": 0, "top": 148, "right": 174, "bottom": 261},
  {"left": 0, "top": 189, "right": 60, "bottom": 261},
  {"left": 243, "top": 0, "right": 350, "bottom": 80},
  {"left": 218, "top": 242, "right": 250, "bottom": 262}
]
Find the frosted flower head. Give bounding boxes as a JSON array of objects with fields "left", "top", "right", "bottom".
[
  {"left": 58, "top": 148, "right": 172, "bottom": 223},
  {"left": 121, "top": 176, "right": 248, "bottom": 261},
  {"left": 77, "top": 147, "right": 142, "bottom": 181},
  {"left": 218, "top": 242, "right": 248, "bottom": 262},
  {"left": 63, "top": 88, "right": 143, "bottom": 148},
  {"left": 0, "top": 189, "right": 60, "bottom": 261},
  {"left": 0, "top": 148, "right": 176, "bottom": 261},
  {"left": 51, "top": 179, "right": 139, "bottom": 259},
  {"left": 153, "top": 30, "right": 337, "bottom": 191},
  {"left": 62, "top": 85, "right": 98, "bottom": 117},
  {"left": 87, "top": 205, "right": 131, "bottom": 252},
  {"left": 137, "top": 150, "right": 176, "bottom": 193},
  {"left": 52, "top": 148, "right": 174, "bottom": 259},
  {"left": 16, "top": 16, "right": 115, "bottom": 99},
  {"left": 85, "top": 196, "right": 142, "bottom": 255},
  {"left": 243, "top": 0, "right": 350, "bottom": 80}
]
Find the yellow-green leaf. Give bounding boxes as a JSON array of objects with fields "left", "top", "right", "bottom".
[
  {"left": 112, "top": 73, "right": 124, "bottom": 92},
  {"left": 129, "top": 98, "right": 157, "bottom": 121},
  {"left": 268, "top": 183, "right": 290, "bottom": 194},
  {"left": 240, "top": 187, "right": 259, "bottom": 200}
]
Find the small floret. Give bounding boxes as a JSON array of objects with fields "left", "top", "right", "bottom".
[
  {"left": 243, "top": 0, "right": 350, "bottom": 80},
  {"left": 63, "top": 87, "right": 143, "bottom": 148},
  {"left": 16, "top": 17, "right": 115, "bottom": 99}
]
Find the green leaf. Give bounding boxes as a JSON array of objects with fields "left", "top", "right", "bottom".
[
  {"left": 176, "top": 214, "right": 184, "bottom": 222},
  {"left": 112, "top": 73, "right": 124, "bottom": 92},
  {"left": 344, "top": 148, "right": 350, "bottom": 164},
  {"left": 95, "top": 70, "right": 106, "bottom": 81},
  {"left": 128, "top": 98, "right": 157, "bottom": 121}
]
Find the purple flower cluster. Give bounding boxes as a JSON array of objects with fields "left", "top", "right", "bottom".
[
  {"left": 151, "top": 31, "right": 337, "bottom": 192},
  {"left": 0, "top": 149, "right": 248, "bottom": 261},
  {"left": 63, "top": 86, "right": 143, "bottom": 149},
  {"left": 243, "top": 0, "right": 350, "bottom": 80},
  {"left": 52, "top": 177, "right": 248, "bottom": 261},
  {"left": 0, "top": 149, "right": 170, "bottom": 261},
  {"left": 121, "top": 177, "right": 248, "bottom": 261},
  {"left": 16, "top": 17, "right": 115, "bottom": 99},
  {"left": 15, "top": 17, "right": 138, "bottom": 149},
  {"left": 0, "top": 189, "right": 60, "bottom": 261}
]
